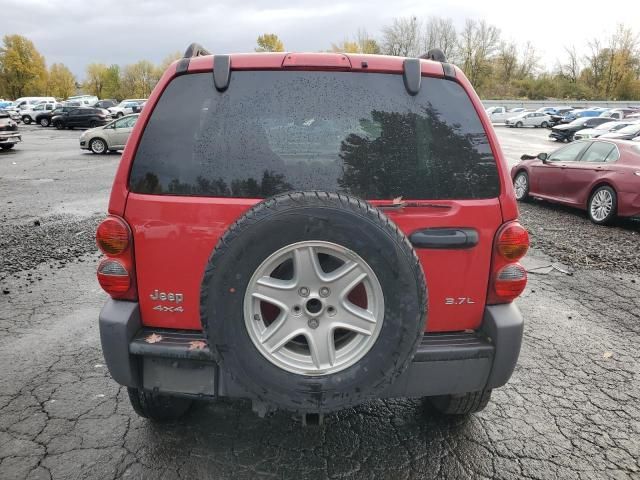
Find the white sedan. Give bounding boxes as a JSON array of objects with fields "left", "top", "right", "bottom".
[{"left": 505, "top": 112, "right": 551, "bottom": 128}]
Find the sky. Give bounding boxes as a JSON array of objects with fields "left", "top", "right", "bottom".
[{"left": 2, "top": 0, "right": 637, "bottom": 79}]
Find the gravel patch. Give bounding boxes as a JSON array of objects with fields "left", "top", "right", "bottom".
[
  {"left": 0, "top": 214, "right": 102, "bottom": 281},
  {"left": 519, "top": 200, "right": 640, "bottom": 273}
]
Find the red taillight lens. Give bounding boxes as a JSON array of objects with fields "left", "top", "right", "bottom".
[
  {"left": 96, "top": 215, "right": 137, "bottom": 300},
  {"left": 96, "top": 216, "right": 130, "bottom": 255},
  {"left": 497, "top": 224, "right": 529, "bottom": 261},
  {"left": 494, "top": 264, "right": 527, "bottom": 300},
  {"left": 97, "top": 259, "right": 131, "bottom": 295},
  {"left": 488, "top": 221, "right": 530, "bottom": 305}
]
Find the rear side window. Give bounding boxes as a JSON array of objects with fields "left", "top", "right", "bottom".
[
  {"left": 581, "top": 142, "right": 615, "bottom": 163},
  {"left": 130, "top": 71, "right": 499, "bottom": 200}
]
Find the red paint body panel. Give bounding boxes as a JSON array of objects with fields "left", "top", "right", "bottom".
[
  {"left": 108, "top": 52, "right": 521, "bottom": 333},
  {"left": 511, "top": 140, "right": 640, "bottom": 217},
  {"left": 125, "top": 194, "right": 503, "bottom": 332}
]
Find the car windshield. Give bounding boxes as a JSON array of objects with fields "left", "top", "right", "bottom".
[
  {"left": 130, "top": 71, "right": 500, "bottom": 200},
  {"left": 0, "top": 110, "right": 9, "bottom": 118}
]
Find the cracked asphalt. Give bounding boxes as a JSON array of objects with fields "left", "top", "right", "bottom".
[{"left": 0, "top": 125, "right": 638, "bottom": 479}]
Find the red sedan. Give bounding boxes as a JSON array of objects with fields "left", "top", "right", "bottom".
[{"left": 511, "top": 139, "right": 640, "bottom": 224}]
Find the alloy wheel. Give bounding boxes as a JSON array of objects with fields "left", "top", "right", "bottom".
[
  {"left": 244, "top": 241, "right": 384, "bottom": 376},
  {"left": 590, "top": 189, "right": 613, "bottom": 222},
  {"left": 514, "top": 173, "right": 528, "bottom": 200}
]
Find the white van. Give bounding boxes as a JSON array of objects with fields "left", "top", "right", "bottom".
[
  {"left": 13, "top": 97, "right": 57, "bottom": 110},
  {"left": 66, "top": 95, "right": 99, "bottom": 106}
]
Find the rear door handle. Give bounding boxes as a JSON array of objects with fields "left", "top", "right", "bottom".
[{"left": 409, "top": 228, "right": 479, "bottom": 249}]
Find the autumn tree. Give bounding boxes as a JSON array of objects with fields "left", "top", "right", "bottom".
[
  {"left": 0, "top": 34, "right": 47, "bottom": 98},
  {"left": 102, "top": 65, "right": 121, "bottom": 99},
  {"left": 255, "top": 34, "right": 285, "bottom": 52},
  {"left": 120, "top": 60, "right": 160, "bottom": 98},
  {"left": 84, "top": 63, "right": 109, "bottom": 98},
  {"left": 331, "top": 30, "right": 380, "bottom": 54},
  {"left": 47, "top": 63, "right": 76, "bottom": 98}
]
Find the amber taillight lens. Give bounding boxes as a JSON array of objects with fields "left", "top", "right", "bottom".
[
  {"left": 96, "top": 216, "right": 130, "bottom": 255},
  {"left": 496, "top": 223, "right": 529, "bottom": 261}
]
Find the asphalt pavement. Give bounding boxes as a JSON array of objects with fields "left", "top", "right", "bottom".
[{"left": 0, "top": 124, "right": 638, "bottom": 479}]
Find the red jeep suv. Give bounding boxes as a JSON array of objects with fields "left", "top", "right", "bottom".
[{"left": 97, "top": 44, "right": 529, "bottom": 422}]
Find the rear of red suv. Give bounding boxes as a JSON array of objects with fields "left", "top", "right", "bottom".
[{"left": 97, "top": 45, "right": 528, "bottom": 422}]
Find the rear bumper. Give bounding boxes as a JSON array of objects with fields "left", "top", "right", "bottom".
[
  {"left": 0, "top": 132, "right": 21, "bottom": 145},
  {"left": 99, "top": 300, "right": 523, "bottom": 400}
]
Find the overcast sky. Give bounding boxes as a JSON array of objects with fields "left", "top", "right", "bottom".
[{"left": 2, "top": 0, "right": 636, "bottom": 78}]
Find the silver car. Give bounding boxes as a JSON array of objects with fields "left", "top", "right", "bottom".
[
  {"left": 79, "top": 114, "right": 139, "bottom": 154},
  {"left": 505, "top": 111, "right": 551, "bottom": 128}
]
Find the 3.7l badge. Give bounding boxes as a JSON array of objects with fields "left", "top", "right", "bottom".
[{"left": 445, "top": 297, "right": 475, "bottom": 305}]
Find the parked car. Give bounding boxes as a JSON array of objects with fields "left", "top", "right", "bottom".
[
  {"left": 21, "top": 101, "right": 58, "bottom": 124},
  {"left": 548, "top": 117, "right": 612, "bottom": 142},
  {"left": 96, "top": 47, "right": 530, "bottom": 423},
  {"left": 131, "top": 101, "right": 146, "bottom": 114},
  {"left": 93, "top": 99, "right": 118, "bottom": 109},
  {"left": 51, "top": 107, "right": 111, "bottom": 129},
  {"left": 549, "top": 107, "right": 577, "bottom": 126},
  {"left": 512, "top": 139, "right": 640, "bottom": 224},
  {"left": 559, "top": 109, "right": 605, "bottom": 124},
  {"left": 0, "top": 106, "right": 21, "bottom": 123},
  {"left": 35, "top": 106, "right": 76, "bottom": 127},
  {"left": 80, "top": 114, "right": 139, "bottom": 153},
  {"left": 108, "top": 99, "right": 146, "bottom": 118},
  {"left": 66, "top": 95, "right": 99, "bottom": 106},
  {"left": 598, "top": 122, "right": 640, "bottom": 140},
  {"left": 505, "top": 111, "right": 551, "bottom": 128},
  {"left": 487, "top": 107, "right": 527, "bottom": 123},
  {"left": 574, "top": 121, "right": 638, "bottom": 140},
  {"left": 599, "top": 108, "right": 633, "bottom": 120},
  {"left": 0, "top": 110, "right": 21, "bottom": 150},
  {"left": 13, "top": 96, "right": 57, "bottom": 110}
]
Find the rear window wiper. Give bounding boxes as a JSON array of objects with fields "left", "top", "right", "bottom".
[{"left": 375, "top": 198, "right": 452, "bottom": 210}]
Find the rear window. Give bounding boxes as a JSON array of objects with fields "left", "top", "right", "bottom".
[{"left": 130, "top": 71, "right": 499, "bottom": 200}]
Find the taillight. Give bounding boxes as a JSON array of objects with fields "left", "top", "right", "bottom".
[
  {"left": 97, "top": 259, "right": 131, "bottom": 293},
  {"left": 96, "top": 216, "right": 130, "bottom": 255},
  {"left": 487, "top": 221, "right": 529, "bottom": 304},
  {"left": 96, "top": 215, "right": 137, "bottom": 300}
]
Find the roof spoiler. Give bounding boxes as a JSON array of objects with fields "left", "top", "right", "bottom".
[
  {"left": 175, "top": 42, "right": 231, "bottom": 92},
  {"left": 176, "top": 42, "right": 211, "bottom": 74}
]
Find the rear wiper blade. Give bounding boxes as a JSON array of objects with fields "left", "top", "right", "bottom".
[{"left": 376, "top": 200, "right": 452, "bottom": 210}]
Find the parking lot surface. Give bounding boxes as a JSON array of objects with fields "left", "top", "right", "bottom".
[{"left": 0, "top": 125, "right": 638, "bottom": 479}]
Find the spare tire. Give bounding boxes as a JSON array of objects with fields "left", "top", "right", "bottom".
[{"left": 200, "top": 192, "right": 427, "bottom": 413}]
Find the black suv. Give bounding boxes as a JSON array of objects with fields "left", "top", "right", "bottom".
[{"left": 51, "top": 107, "right": 111, "bottom": 129}]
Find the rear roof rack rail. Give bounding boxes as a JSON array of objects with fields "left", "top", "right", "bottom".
[
  {"left": 419, "top": 48, "right": 456, "bottom": 80},
  {"left": 176, "top": 42, "right": 211, "bottom": 74}
]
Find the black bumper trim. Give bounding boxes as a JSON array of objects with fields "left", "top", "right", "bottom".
[
  {"left": 99, "top": 300, "right": 523, "bottom": 399},
  {"left": 130, "top": 328, "right": 213, "bottom": 361}
]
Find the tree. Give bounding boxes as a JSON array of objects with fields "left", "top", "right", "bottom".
[
  {"left": 382, "top": 16, "right": 421, "bottom": 57},
  {"left": 559, "top": 46, "right": 581, "bottom": 83},
  {"left": 85, "top": 63, "right": 109, "bottom": 98},
  {"left": 0, "top": 34, "right": 47, "bottom": 98},
  {"left": 457, "top": 19, "right": 500, "bottom": 89},
  {"left": 120, "top": 60, "right": 160, "bottom": 98},
  {"left": 255, "top": 34, "right": 285, "bottom": 53},
  {"left": 421, "top": 17, "right": 457, "bottom": 60},
  {"left": 102, "top": 65, "right": 121, "bottom": 99},
  {"left": 331, "top": 30, "right": 381, "bottom": 54},
  {"left": 47, "top": 63, "right": 76, "bottom": 98}
]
